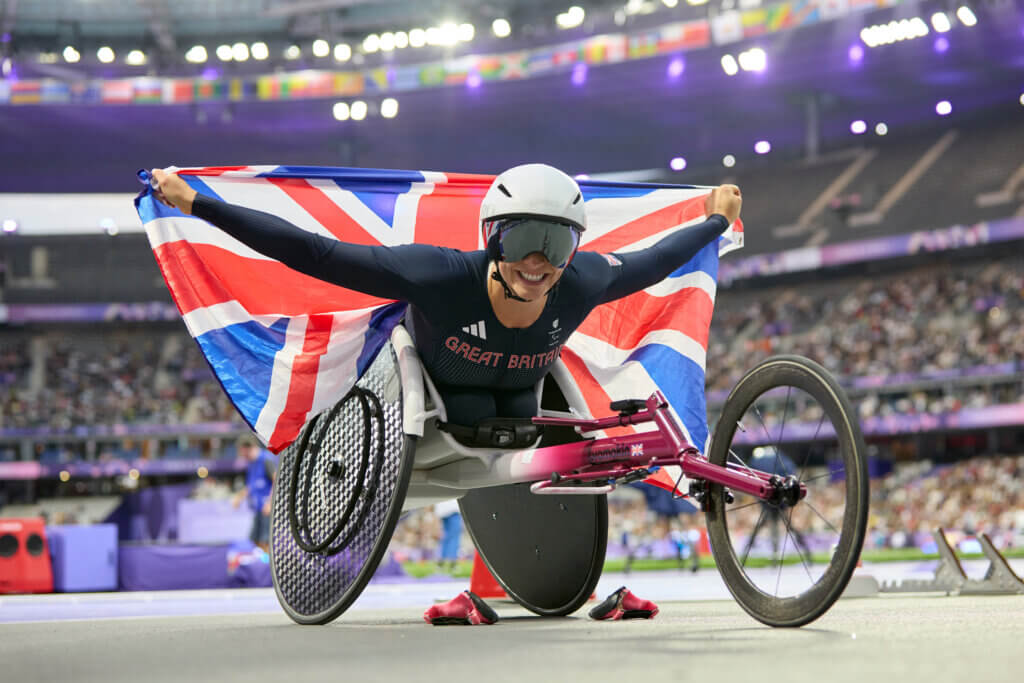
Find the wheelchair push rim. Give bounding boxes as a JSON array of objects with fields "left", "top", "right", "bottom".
[{"left": 704, "top": 355, "right": 869, "bottom": 628}]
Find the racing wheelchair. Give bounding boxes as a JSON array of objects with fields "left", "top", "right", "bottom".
[{"left": 269, "top": 324, "right": 868, "bottom": 628}]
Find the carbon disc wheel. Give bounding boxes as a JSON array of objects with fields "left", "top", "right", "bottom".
[
  {"left": 270, "top": 344, "right": 414, "bottom": 625},
  {"left": 705, "top": 355, "right": 869, "bottom": 627}
]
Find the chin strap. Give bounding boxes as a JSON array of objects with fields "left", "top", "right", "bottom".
[{"left": 490, "top": 268, "right": 530, "bottom": 302}]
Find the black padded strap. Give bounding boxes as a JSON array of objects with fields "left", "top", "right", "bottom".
[{"left": 436, "top": 417, "right": 543, "bottom": 449}]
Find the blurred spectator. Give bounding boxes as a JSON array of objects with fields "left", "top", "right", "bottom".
[{"left": 232, "top": 434, "right": 276, "bottom": 553}]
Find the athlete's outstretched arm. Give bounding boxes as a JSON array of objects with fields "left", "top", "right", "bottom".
[
  {"left": 150, "top": 169, "right": 463, "bottom": 302},
  {"left": 592, "top": 185, "right": 740, "bottom": 304}
]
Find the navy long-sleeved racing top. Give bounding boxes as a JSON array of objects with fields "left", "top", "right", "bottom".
[{"left": 191, "top": 194, "right": 729, "bottom": 392}]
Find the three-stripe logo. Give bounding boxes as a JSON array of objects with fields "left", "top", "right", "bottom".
[{"left": 462, "top": 320, "right": 487, "bottom": 340}]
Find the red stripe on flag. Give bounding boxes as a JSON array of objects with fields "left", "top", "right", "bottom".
[
  {"left": 268, "top": 314, "right": 335, "bottom": 451},
  {"left": 154, "top": 240, "right": 391, "bottom": 316},
  {"left": 267, "top": 177, "right": 379, "bottom": 244},
  {"left": 584, "top": 195, "right": 708, "bottom": 254},
  {"left": 413, "top": 172, "right": 491, "bottom": 250},
  {"left": 182, "top": 167, "right": 251, "bottom": 176},
  {"left": 578, "top": 287, "right": 714, "bottom": 353},
  {"left": 560, "top": 348, "right": 635, "bottom": 436},
  {"left": 644, "top": 468, "right": 684, "bottom": 495}
]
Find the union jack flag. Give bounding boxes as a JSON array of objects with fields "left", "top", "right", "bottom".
[{"left": 135, "top": 165, "right": 742, "bottom": 494}]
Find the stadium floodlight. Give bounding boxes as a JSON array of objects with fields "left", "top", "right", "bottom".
[
  {"left": 931, "top": 12, "right": 952, "bottom": 33},
  {"left": 394, "top": 32, "right": 409, "bottom": 49},
  {"left": 956, "top": 6, "right": 977, "bottom": 27},
  {"left": 935, "top": 100, "right": 952, "bottom": 116},
  {"left": 557, "top": 6, "right": 586, "bottom": 29},
  {"left": 439, "top": 22, "right": 460, "bottom": 46},
  {"left": 850, "top": 120, "right": 867, "bottom": 135},
  {"left": 251, "top": 42, "right": 269, "bottom": 60},
  {"left": 380, "top": 33, "right": 396, "bottom": 51},
  {"left": 2, "top": 219, "right": 17, "bottom": 234},
  {"left": 492, "top": 18, "right": 512, "bottom": 37},
  {"left": 426, "top": 27, "right": 441, "bottom": 45},
  {"left": 381, "top": 97, "right": 399, "bottom": 118},
  {"left": 670, "top": 157, "right": 687, "bottom": 171},
  {"left": 754, "top": 140, "right": 771, "bottom": 154},
  {"left": 875, "top": 122, "right": 889, "bottom": 135},
  {"left": 720, "top": 54, "right": 739, "bottom": 76},
  {"left": 1019, "top": 93, "right": 1024, "bottom": 107},
  {"left": 350, "top": 100, "right": 368, "bottom": 120},
  {"left": 186, "top": 45, "right": 207, "bottom": 63},
  {"left": 97, "top": 46, "right": 115, "bottom": 63},
  {"left": 1, "top": 58, "right": 9, "bottom": 76},
  {"left": 662, "top": 0, "right": 679, "bottom": 7},
  {"left": 409, "top": 28, "right": 427, "bottom": 47},
  {"left": 63, "top": 46, "right": 81, "bottom": 63},
  {"left": 334, "top": 43, "right": 351, "bottom": 61},
  {"left": 216, "top": 44, "right": 233, "bottom": 61},
  {"left": 722, "top": 154, "right": 736, "bottom": 168},
  {"left": 458, "top": 23, "right": 475, "bottom": 42},
  {"left": 738, "top": 47, "right": 766, "bottom": 72},
  {"left": 686, "top": 0, "right": 709, "bottom": 4},
  {"left": 126, "top": 50, "right": 147, "bottom": 65},
  {"left": 285, "top": 45, "right": 301, "bottom": 60},
  {"left": 333, "top": 102, "right": 350, "bottom": 121},
  {"left": 362, "top": 34, "right": 380, "bottom": 53},
  {"left": 667, "top": 56, "right": 685, "bottom": 78},
  {"left": 313, "top": 39, "right": 330, "bottom": 57},
  {"left": 571, "top": 62, "right": 587, "bottom": 86},
  {"left": 232, "top": 42, "right": 249, "bottom": 61}
]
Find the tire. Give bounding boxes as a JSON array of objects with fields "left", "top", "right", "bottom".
[
  {"left": 705, "top": 355, "right": 869, "bottom": 627},
  {"left": 270, "top": 344, "right": 414, "bottom": 625}
]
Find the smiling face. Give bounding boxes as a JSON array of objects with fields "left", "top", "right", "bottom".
[{"left": 496, "top": 250, "right": 566, "bottom": 300}]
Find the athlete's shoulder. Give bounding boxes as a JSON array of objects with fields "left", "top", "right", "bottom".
[{"left": 562, "top": 250, "right": 621, "bottom": 289}]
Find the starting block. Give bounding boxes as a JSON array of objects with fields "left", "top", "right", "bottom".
[
  {"left": 879, "top": 528, "right": 1024, "bottom": 596},
  {"left": 959, "top": 533, "right": 1024, "bottom": 595}
]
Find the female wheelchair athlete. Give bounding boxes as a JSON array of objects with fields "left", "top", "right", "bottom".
[{"left": 269, "top": 324, "right": 869, "bottom": 629}]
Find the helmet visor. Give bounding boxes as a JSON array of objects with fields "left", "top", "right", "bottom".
[{"left": 487, "top": 218, "right": 582, "bottom": 268}]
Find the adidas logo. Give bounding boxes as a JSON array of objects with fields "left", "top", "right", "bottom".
[{"left": 462, "top": 320, "right": 487, "bottom": 340}]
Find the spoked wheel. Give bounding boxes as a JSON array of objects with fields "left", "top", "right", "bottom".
[
  {"left": 270, "top": 344, "right": 414, "bottom": 625},
  {"left": 705, "top": 355, "right": 868, "bottom": 627}
]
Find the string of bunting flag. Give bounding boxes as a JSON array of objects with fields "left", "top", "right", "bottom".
[{"left": 0, "top": 0, "right": 900, "bottom": 106}]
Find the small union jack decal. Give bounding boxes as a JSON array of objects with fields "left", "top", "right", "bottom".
[{"left": 631, "top": 443, "right": 644, "bottom": 457}]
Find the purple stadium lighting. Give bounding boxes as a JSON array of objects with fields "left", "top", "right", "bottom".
[
  {"left": 466, "top": 72, "right": 482, "bottom": 89},
  {"left": 667, "top": 56, "right": 685, "bottom": 79},
  {"left": 571, "top": 62, "right": 587, "bottom": 86},
  {"left": 850, "top": 120, "right": 867, "bottom": 135},
  {"left": 669, "top": 157, "right": 687, "bottom": 171},
  {"left": 201, "top": 67, "right": 220, "bottom": 80},
  {"left": 934, "top": 36, "right": 950, "bottom": 53},
  {"left": 754, "top": 140, "right": 771, "bottom": 155},
  {"left": 935, "top": 100, "right": 952, "bottom": 116},
  {"left": 848, "top": 44, "right": 864, "bottom": 65}
]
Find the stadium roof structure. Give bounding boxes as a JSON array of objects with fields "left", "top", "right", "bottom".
[{"left": 0, "top": 0, "right": 1021, "bottom": 189}]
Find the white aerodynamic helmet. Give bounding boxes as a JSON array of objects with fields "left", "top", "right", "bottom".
[{"left": 481, "top": 163, "right": 586, "bottom": 269}]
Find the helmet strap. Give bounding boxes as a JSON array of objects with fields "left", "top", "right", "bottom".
[{"left": 490, "top": 268, "right": 530, "bottom": 303}]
